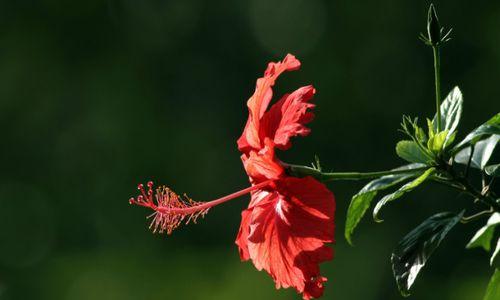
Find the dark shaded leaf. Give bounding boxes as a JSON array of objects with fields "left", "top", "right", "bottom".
[
  {"left": 373, "top": 168, "right": 436, "bottom": 222},
  {"left": 391, "top": 211, "right": 464, "bottom": 296},
  {"left": 344, "top": 164, "right": 425, "bottom": 245}
]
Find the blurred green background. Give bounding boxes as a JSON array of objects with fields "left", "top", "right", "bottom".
[{"left": 0, "top": 0, "right": 499, "bottom": 299}]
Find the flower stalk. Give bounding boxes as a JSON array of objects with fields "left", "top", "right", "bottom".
[
  {"left": 420, "top": 3, "right": 452, "bottom": 133},
  {"left": 285, "top": 163, "right": 428, "bottom": 181},
  {"left": 433, "top": 45, "right": 442, "bottom": 132}
]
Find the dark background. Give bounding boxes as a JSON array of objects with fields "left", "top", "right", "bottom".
[{"left": 0, "top": 0, "right": 499, "bottom": 299}]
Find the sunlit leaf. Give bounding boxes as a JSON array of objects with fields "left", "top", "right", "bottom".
[
  {"left": 453, "top": 113, "right": 500, "bottom": 153},
  {"left": 455, "top": 135, "right": 500, "bottom": 169},
  {"left": 345, "top": 164, "right": 425, "bottom": 245},
  {"left": 396, "top": 140, "right": 432, "bottom": 164},
  {"left": 391, "top": 211, "right": 464, "bottom": 296},
  {"left": 483, "top": 269, "right": 500, "bottom": 300},
  {"left": 373, "top": 168, "right": 436, "bottom": 222},
  {"left": 433, "top": 86, "right": 463, "bottom": 142},
  {"left": 466, "top": 213, "right": 500, "bottom": 252},
  {"left": 427, "top": 130, "right": 448, "bottom": 153},
  {"left": 415, "top": 126, "right": 427, "bottom": 143},
  {"left": 427, "top": 118, "right": 435, "bottom": 139},
  {"left": 467, "top": 227, "right": 495, "bottom": 252}
]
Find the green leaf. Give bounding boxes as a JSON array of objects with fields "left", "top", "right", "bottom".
[
  {"left": 491, "top": 238, "right": 500, "bottom": 267},
  {"left": 483, "top": 269, "right": 500, "bottom": 300},
  {"left": 373, "top": 168, "right": 436, "bottom": 222},
  {"left": 445, "top": 131, "right": 457, "bottom": 148},
  {"left": 467, "top": 227, "right": 495, "bottom": 251},
  {"left": 345, "top": 191, "right": 376, "bottom": 245},
  {"left": 427, "top": 130, "right": 449, "bottom": 153},
  {"left": 433, "top": 87, "right": 463, "bottom": 142},
  {"left": 427, "top": 118, "right": 435, "bottom": 139},
  {"left": 453, "top": 113, "right": 500, "bottom": 153},
  {"left": 396, "top": 140, "right": 432, "bottom": 164},
  {"left": 466, "top": 213, "right": 500, "bottom": 252},
  {"left": 486, "top": 164, "right": 500, "bottom": 177},
  {"left": 415, "top": 126, "right": 427, "bottom": 143},
  {"left": 455, "top": 135, "right": 500, "bottom": 169},
  {"left": 391, "top": 211, "right": 464, "bottom": 297},
  {"left": 345, "top": 164, "right": 425, "bottom": 245}
]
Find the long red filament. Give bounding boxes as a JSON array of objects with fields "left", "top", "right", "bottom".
[
  {"left": 157, "top": 180, "right": 272, "bottom": 214},
  {"left": 129, "top": 180, "right": 273, "bottom": 234}
]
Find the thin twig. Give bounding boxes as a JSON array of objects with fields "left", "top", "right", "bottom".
[{"left": 460, "top": 208, "right": 494, "bottom": 223}]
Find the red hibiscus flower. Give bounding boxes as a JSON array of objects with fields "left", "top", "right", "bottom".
[{"left": 129, "top": 54, "right": 335, "bottom": 299}]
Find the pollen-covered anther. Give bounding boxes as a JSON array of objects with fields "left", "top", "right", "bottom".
[
  {"left": 129, "top": 181, "right": 210, "bottom": 235},
  {"left": 129, "top": 181, "right": 155, "bottom": 207}
]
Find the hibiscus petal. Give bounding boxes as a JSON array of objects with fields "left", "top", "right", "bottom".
[
  {"left": 303, "top": 276, "right": 328, "bottom": 300},
  {"left": 235, "top": 208, "right": 252, "bottom": 261},
  {"left": 240, "top": 176, "right": 335, "bottom": 299},
  {"left": 235, "top": 189, "right": 272, "bottom": 261},
  {"left": 261, "top": 85, "right": 316, "bottom": 150},
  {"left": 242, "top": 140, "right": 284, "bottom": 181},
  {"left": 237, "top": 54, "right": 301, "bottom": 152}
]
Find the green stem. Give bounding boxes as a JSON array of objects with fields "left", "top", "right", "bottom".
[
  {"left": 286, "top": 164, "right": 428, "bottom": 182},
  {"left": 433, "top": 45, "right": 442, "bottom": 132},
  {"left": 430, "top": 175, "right": 465, "bottom": 191}
]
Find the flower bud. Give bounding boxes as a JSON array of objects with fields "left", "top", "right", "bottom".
[{"left": 427, "top": 4, "right": 441, "bottom": 45}]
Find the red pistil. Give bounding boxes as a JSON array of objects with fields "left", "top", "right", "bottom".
[{"left": 129, "top": 180, "right": 273, "bottom": 234}]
